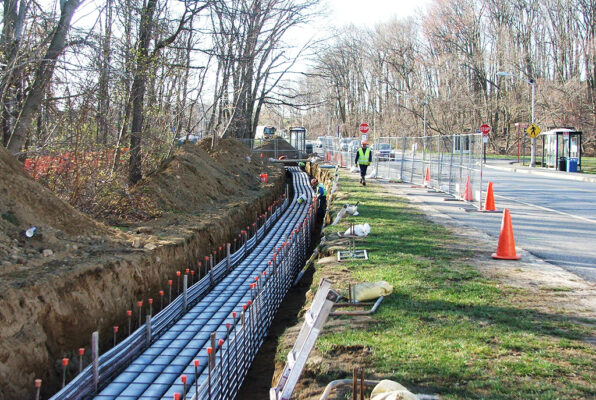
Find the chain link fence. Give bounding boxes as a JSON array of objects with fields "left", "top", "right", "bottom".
[{"left": 321, "top": 134, "right": 484, "bottom": 209}]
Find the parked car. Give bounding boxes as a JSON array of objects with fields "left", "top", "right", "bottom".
[
  {"left": 376, "top": 143, "right": 391, "bottom": 160},
  {"left": 339, "top": 138, "right": 352, "bottom": 151},
  {"left": 349, "top": 140, "right": 360, "bottom": 152}
]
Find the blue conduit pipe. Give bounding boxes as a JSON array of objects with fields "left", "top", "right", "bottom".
[{"left": 51, "top": 167, "right": 315, "bottom": 400}]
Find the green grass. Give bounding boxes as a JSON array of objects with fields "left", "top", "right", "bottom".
[
  {"left": 309, "top": 172, "right": 596, "bottom": 399},
  {"left": 580, "top": 157, "right": 596, "bottom": 174},
  {"left": 484, "top": 154, "right": 519, "bottom": 159},
  {"left": 515, "top": 156, "right": 596, "bottom": 174}
]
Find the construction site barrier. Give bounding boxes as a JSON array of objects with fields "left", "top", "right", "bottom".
[
  {"left": 270, "top": 279, "right": 340, "bottom": 400},
  {"left": 322, "top": 134, "right": 484, "bottom": 209}
]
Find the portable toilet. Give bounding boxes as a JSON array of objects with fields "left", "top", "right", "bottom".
[{"left": 540, "top": 128, "right": 582, "bottom": 172}]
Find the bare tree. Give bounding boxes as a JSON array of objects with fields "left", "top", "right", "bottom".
[{"left": 5, "top": 0, "right": 83, "bottom": 154}]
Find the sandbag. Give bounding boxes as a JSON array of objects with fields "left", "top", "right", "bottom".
[
  {"left": 353, "top": 281, "right": 393, "bottom": 302},
  {"left": 343, "top": 223, "right": 370, "bottom": 237},
  {"left": 368, "top": 166, "right": 377, "bottom": 178},
  {"left": 345, "top": 202, "right": 359, "bottom": 215},
  {"left": 371, "top": 380, "right": 417, "bottom": 400}
]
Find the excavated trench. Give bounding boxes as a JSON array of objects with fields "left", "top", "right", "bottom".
[
  {"left": 0, "top": 140, "right": 288, "bottom": 400},
  {"left": 0, "top": 142, "right": 332, "bottom": 400},
  {"left": 236, "top": 163, "right": 334, "bottom": 399},
  {"left": 5, "top": 181, "right": 286, "bottom": 400}
]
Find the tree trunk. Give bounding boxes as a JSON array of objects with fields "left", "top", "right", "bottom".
[
  {"left": 97, "top": 0, "right": 113, "bottom": 145},
  {"left": 6, "top": 0, "right": 81, "bottom": 154},
  {"left": 128, "top": 0, "right": 157, "bottom": 184}
]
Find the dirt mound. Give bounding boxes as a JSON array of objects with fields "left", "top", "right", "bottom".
[
  {"left": 256, "top": 137, "right": 300, "bottom": 159},
  {"left": 0, "top": 146, "right": 109, "bottom": 262},
  {"left": 136, "top": 138, "right": 274, "bottom": 212}
]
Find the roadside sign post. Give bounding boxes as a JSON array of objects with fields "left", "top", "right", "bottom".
[
  {"left": 480, "top": 124, "right": 491, "bottom": 164},
  {"left": 359, "top": 123, "right": 369, "bottom": 144},
  {"left": 526, "top": 124, "right": 541, "bottom": 167},
  {"left": 526, "top": 123, "right": 541, "bottom": 139}
]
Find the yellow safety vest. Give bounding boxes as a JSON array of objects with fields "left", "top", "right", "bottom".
[{"left": 357, "top": 148, "right": 371, "bottom": 165}]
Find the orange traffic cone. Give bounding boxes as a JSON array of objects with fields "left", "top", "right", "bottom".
[
  {"left": 491, "top": 208, "right": 521, "bottom": 260},
  {"left": 463, "top": 175, "right": 473, "bottom": 201},
  {"left": 484, "top": 181, "right": 496, "bottom": 211},
  {"left": 424, "top": 167, "right": 430, "bottom": 187}
]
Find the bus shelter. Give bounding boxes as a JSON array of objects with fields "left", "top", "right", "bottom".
[
  {"left": 540, "top": 128, "right": 582, "bottom": 172},
  {"left": 289, "top": 127, "right": 306, "bottom": 157}
]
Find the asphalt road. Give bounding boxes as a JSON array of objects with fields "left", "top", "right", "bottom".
[
  {"left": 481, "top": 164, "right": 596, "bottom": 281},
  {"left": 391, "top": 160, "right": 596, "bottom": 283}
]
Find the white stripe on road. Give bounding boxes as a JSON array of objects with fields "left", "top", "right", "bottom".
[{"left": 494, "top": 194, "right": 596, "bottom": 225}]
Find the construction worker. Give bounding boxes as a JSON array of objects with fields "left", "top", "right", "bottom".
[
  {"left": 311, "top": 178, "right": 327, "bottom": 220},
  {"left": 355, "top": 140, "right": 372, "bottom": 185}
]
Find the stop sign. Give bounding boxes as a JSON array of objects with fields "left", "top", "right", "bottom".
[
  {"left": 359, "top": 123, "right": 369, "bottom": 134},
  {"left": 480, "top": 124, "right": 491, "bottom": 136}
]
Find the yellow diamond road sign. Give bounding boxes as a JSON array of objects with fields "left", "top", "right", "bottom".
[{"left": 526, "top": 124, "right": 541, "bottom": 138}]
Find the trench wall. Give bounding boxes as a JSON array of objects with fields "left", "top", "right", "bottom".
[{"left": 0, "top": 172, "right": 286, "bottom": 400}]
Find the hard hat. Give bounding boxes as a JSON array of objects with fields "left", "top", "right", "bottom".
[
  {"left": 361, "top": 140, "right": 367, "bottom": 145},
  {"left": 311, "top": 178, "right": 318, "bottom": 186}
]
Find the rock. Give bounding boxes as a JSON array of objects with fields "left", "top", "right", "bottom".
[
  {"left": 144, "top": 243, "right": 157, "bottom": 250},
  {"left": 72, "top": 244, "right": 78, "bottom": 251},
  {"left": 131, "top": 238, "right": 142, "bottom": 248},
  {"left": 136, "top": 226, "right": 153, "bottom": 234},
  {"left": 42, "top": 249, "right": 53, "bottom": 257}
]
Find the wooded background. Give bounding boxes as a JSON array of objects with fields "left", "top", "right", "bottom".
[{"left": 297, "top": 0, "right": 595, "bottom": 157}]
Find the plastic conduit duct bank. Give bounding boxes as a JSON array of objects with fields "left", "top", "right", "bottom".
[{"left": 51, "top": 167, "right": 314, "bottom": 400}]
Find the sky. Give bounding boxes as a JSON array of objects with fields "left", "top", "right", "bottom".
[{"left": 324, "top": 0, "right": 432, "bottom": 26}]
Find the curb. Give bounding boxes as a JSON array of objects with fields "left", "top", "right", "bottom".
[{"left": 484, "top": 164, "right": 596, "bottom": 183}]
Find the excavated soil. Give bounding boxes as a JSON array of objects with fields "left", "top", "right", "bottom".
[{"left": 0, "top": 139, "right": 285, "bottom": 400}]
